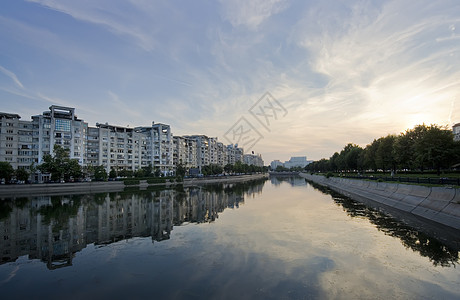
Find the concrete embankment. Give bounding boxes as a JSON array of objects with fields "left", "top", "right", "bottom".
[
  {"left": 0, "top": 173, "right": 268, "bottom": 198},
  {"left": 299, "top": 173, "right": 460, "bottom": 230}
]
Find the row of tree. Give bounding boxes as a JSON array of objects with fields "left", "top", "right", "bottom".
[
  {"left": 306, "top": 124, "right": 460, "bottom": 175},
  {"left": 0, "top": 145, "right": 268, "bottom": 183}
]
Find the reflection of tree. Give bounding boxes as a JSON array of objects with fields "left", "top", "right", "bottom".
[
  {"left": 307, "top": 180, "right": 459, "bottom": 267},
  {"left": 39, "top": 195, "right": 82, "bottom": 232},
  {"left": 0, "top": 200, "right": 12, "bottom": 220}
]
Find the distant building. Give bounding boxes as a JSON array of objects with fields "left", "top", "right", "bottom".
[
  {"left": 271, "top": 156, "right": 312, "bottom": 170},
  {"left": 284, "top": 156, "right": 310, "bottom": 169},
  {"left": 453, "top": 123, "right": 460, "bottom": 141},
  {"left": 270, "top": 160, "right": 283, "bottom": 170}
]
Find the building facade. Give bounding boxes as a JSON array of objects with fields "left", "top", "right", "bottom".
[
  {"left": 453, "top": 123, "right": 460, "bottom": 141},
  {"left": 0, "top": 105, "right": 263, "bottom": 178}
]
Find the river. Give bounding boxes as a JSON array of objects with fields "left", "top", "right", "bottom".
[{"left": 0, "top": 176, "right": 459, "bottom": 299}]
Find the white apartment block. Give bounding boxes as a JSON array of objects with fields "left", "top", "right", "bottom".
[
  {"left": 0, "top": 112, "right": 36, "bottom": 169},
  {"left": 226, "top": 144, "right": 244, "bottom": 165},
  {"left": 136, "top": 123, "right": 174, "bottom": 176},
  {"left": 1, "top": 105, "right": 263, "bottom": 177},
  {"left": 217, "top": 142, "right": 227, "bottom": 167},
  {"left": 173, "top": 136, "right": 187, "bottom": 166},
  {"left": 184, "top": 135, "right": 210, "bottom": 169},
  {"left": 243, "top": 153, "right": 264, "bottom": 167},
  {"left": 32, "top": 106, "right": 87, "bottom": 165},
  {"left": 1, "top": 106, "right": 87, "bottom": 170},
  {"left": 453, "top": 123, "right": 460, "bottom": 141},
  {"left": 93, "top": 123, "right": 146, "bottom": 173}
]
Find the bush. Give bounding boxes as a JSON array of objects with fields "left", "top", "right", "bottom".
[
  {"left": 123, "top": 179, "right": 140, "bottom": 186},
  {"left": 147, "top": 178, "right": 166, "bottom": 184},
  {"left": 326, "top": 172, "right": 334, "bottom": 178}
]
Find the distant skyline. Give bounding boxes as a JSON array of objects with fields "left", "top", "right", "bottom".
[{"left": 1, "top": 0, "right": 459, "bottom": 163}]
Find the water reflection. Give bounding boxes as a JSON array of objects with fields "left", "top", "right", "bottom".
[
  {"left": 270, "top": 175, "right": 306, "bottom": 187},
  {"left": 0, "top": 179, "right": 265, "bottom": 270},
  {"left": 307, "top": 179, "right": 459, "bottom": 267}
]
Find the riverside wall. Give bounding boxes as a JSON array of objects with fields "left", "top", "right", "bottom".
[
  {"left": 299, "top": 173, "right": 460, "bottom": 231},
  {"left": 0, "top": 173, "right": 268, "bottom": 198}
]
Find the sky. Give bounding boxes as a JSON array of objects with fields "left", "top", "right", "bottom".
[{"left": 0, "top": 0, "right": 459, "bottom": 163}]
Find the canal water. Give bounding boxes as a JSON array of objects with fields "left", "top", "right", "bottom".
[{"left": 0, "top": 177, "right": 459, "bottom": 299}]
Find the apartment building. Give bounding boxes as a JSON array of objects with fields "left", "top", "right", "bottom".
[
  {"left": 93, "top": 123, "right": 147, "bottom": 173},
  {"left": 32, "top": 106, "right": 87, "bottom": 165},
  {"left": 243, "top": 153, "right": 264, "bottom": 167},
  {"left": 453, "top": 123, "right": 460, "bottom": 141},
  {"left": 0, "top": 112, "right": 36, "bottom": 169},
  {"left": 217, "top": 142, "right": 227, "bottom": 167},
  {"left": 135, "top": 123, "right": 173, "bottom": 176},
  {"left": 226, "top": 144, "right": 244, "bottom": 165},
  {"left": 0, "top": 105, "right": 263, "bottom": 178}
]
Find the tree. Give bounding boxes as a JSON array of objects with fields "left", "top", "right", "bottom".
[
  {"left": 375, "top": 135, "right": 396, "bottom": 173},
  {"left": 66, "top": 159, "right": 82, "bottom": 181},
  {"left": 142, "top": 163, "right": 153, "bottom": 177},
  {"left": 109, "top": 168, "right": 118, "bottom": 179},
  {"left": 15, "top": 168, "right": 29, "bottom": 182},
  {"left": 175, "top": 161, "right": 186, "bottom": 178},
  {"left": 38, "top": 145, "right": 82, "bottom": 181},
  {"left": 93, "top": 165, "right": 108, "bottom": 181},
  {"left": 415, "top": 125, "right": 457, "bottom": 175},
  {"left": 363, "top": 139, "right": 380, "bottom": 172},
  {"left": 0, "top": 162, "right": 14, "bottom": 183}
]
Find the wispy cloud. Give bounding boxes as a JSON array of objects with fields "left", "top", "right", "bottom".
[
  {"left": 27, "top": 0, "right": 160, "bottom": 51},
  {"left": 219, "top": 0, "right": 289, "bottom": 30},
  {"left": 0, "top": 65, "right": 24, "bottom": 89}
]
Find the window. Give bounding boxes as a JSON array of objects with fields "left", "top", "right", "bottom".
[
  {"left": 55, "top": 119, "right": 71, "bottom": 132},
  {"left": 6, "top": 136, "right": 13, "bottom": 141}
]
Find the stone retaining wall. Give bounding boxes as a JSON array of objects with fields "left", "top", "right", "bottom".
[
  {"left": 0, "top": 173, "right": 268, "bottom": 198},
  {"left": 300, "top": 173, "right": 460, "bottom": 230}
]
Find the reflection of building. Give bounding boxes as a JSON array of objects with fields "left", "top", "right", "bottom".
[{"left": 0, "top": 181, "right": 265, "bottom": 269}]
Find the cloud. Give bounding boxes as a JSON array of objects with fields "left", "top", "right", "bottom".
[
  {"left": 0, "top": 65, "right": 24, "bottom": 89},
  {"left": 26, "top": 0, "right": 161, "bottom": 51},
  {"left": 219, "top": 0, "right": 289, "bottom": 30}
]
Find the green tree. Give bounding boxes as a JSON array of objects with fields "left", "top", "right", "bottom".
[
  {"left": 93, "top": 165, "right": 108, "bottom": 181},
  {"left": 0, "top": 162, "right": 14, "bottom": 183},
  {"left": 142, "top": 163, "right": 153, "bottom": 177},
  {"left": 175, "top": 161, "right": 186, "bottom": 178},
  {"left": 66, "top": 159, "right": 82, "bottom": 181},
  {"left": 38, "top": 145, "right": 82, "bottom": 181},
  {"left": 15, "top": 168, "right": 29, "bottom": 182},
  {"left": 109, "top": 168, "right": 117, "bottom": 179},
  {"left": 363, "top": 139, "right": 380, "bottom": 172},
  {"left": 375, "top": 135, "right": 397, "bottom": 173},
  {"left": 415, "top": 125, "right": 457, "bottom": 175}
]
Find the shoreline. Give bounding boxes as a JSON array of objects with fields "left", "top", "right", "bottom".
[
  {"left": 0, "top": 173, "right": 268, "bottom": 198},
  {"left": 299, "top": 173, "right": 460, "bottom": 232}
]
